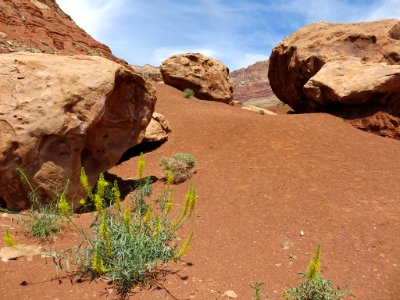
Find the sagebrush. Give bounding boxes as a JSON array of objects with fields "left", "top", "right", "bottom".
[{"left": 159, "top": 153, "right": 197, "bottom": 184}]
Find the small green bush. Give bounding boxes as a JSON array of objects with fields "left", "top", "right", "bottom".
[
  {"left": 283, "top": 245, "right": 351, "bottom": 300},
  {"left": 183, "top": 88, "right": 194, "bottom": 98},
  {"left": 159, "top": 153, "right": 197, "bottom": 184}
]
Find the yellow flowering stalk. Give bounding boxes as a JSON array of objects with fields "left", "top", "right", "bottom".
[
  {"left": 165, "top": 190, "right": 173, "bottom": 215},
  {"left": 112, "top": 180, "right": 121, "bottom": 209},
  {"left": 99, "top": 214, "right": 112, "bottom": 256},
  {"left": 94, "top": 194, "right": 104, "bottom": 214},
  {"left": 170, "top": 185, "right": 197, "bottom": 234},
  {"left": 96, "top": 173, "right": 109, "bottom": 199},
  {"left": 123, "top": 207, "right": 131, "bottom": 231},
  {"left": 175, "top": 232, "right": 193, "bottom": 259},
  {"left": 92, "top": 244, "right": 106, "bottom": 274},
  {"left": 166, "top": 168, "right": 174, "bottom": 187},
  {"left": 306, "top": 245, "right": 321, "bottom": 281},
  {"left": 153, "top": 217, "right": 161, "bottom": 239},
  {"left": 80, "top": 167, "right": 92, "bottom": 199},
  {"left": 143, "top": 205, "right": 152, "bottom": 225},
  {"left": 79, "top": 198, "right": 86, "bottom": 206},
  {"left": 4, "top": 228, "right": 14, "bottom": 247},
  {"left": 137, "top": 152, "right": 145, "bottom": 179},
  {"left": 58, "top": 193, "right": 71, "bottom": 217}
]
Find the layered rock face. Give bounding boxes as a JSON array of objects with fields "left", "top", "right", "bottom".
[
  {"left": 0, "top": 0, "right": 127, "bottom": 66},
  {"left": 230, "top": 60, "right": 280, "bottom": 107},
  {"left": 0, "top": 53, "right": 156, "bottom": 209},
  {"left": 132, "top": 64, "right": 162, "bottom": 83},
  {"left": 269, "top": 19, "right": 400, "bottom": 139},
  {"left": 161, "top": 53, "right": 233, "bottom": 104}
]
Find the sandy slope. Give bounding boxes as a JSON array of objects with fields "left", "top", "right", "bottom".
[{"left": 1, "top": 83, "right": 400, "bottom": 299}]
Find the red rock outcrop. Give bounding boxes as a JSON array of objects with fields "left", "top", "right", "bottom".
[
  {"left": 268, "top": 19, "right": 400, "bottom": 139},
  {"left": 0, "top": 0, "right": 127, "bottom": 66},
  {"left": 0, "top": 53, "right": 156, "bottom": 210},
  {"left": 230, "top": 60, "right": 281, "bottom": 107},
  {"left": 160, "top": 53, "right": 233, "bottom": 104}
]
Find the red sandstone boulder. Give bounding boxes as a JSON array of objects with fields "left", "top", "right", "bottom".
[
  {"left": 0, "top": 53, "right": 156, "bottom": 209},
  {"left": 160, "top": 53, "right": 233, "bottom": 104},
  {"left": 268, "top": 19, "right": 400, "bottom": 139}
]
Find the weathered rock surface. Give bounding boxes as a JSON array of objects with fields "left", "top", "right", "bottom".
[
  {"left": 0, "top": 52, "right": 156, "bottom": 209},
  {"left": 268, "top": 19, "right": 400, "bottom": 139},
  {"left": 160, "top": 53, "right": 233, "bottom": 104},
  {"left": 132, "top": 64, "right": 162, "bottom": 83},
  {"left": 0, "top": 0, "right": 127, "bottom": 66},
  {"left": 230, "top": 60, "right": 281, "bottom": 107},
  {"left": 141, "top": 112, "right": 171, "bottom": 143}
]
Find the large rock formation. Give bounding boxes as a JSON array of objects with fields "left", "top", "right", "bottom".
[
  {"left": 230, "top": 60, "right": 281, "bottom": 107},
  {"left": 0, "top": 53, "right": 156, "bottom": 210},
  {"left": 160, "top": 53, "right": 233, "bottom": 104},
  {"left": 0, "top": 0, "right": 127, "bottom": 66},
  {"left": 268, "top": 19, "right": 400, "bottom": 139}
]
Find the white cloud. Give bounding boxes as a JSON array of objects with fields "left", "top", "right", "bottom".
[
  {"left": 365, "top": 0, "right": 400, "bottom": 20},
  {"left": 235, "top": 53, "right": 269, "bottom": 70},
  {"left": 56, "top": 0, "right": 124, "bottom": 39}
]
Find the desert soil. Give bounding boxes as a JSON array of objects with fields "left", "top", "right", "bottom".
[{"left": 1, "top": 83, "right": 400, "bottom": 299}]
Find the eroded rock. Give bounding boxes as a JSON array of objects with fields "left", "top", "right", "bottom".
[
  {"left": 0, "top": 52, "right": 156, "bottom": 209},
  {"left": 268, "top": 19, "right": 400, "bottom": 139},
  {"left": 160, "top": 53, "right": 233, "bottom": 104}
]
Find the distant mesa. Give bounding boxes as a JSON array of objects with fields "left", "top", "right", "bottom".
[
  {"left": 131, "top": 64, "right": 163, "bottom": 83},
  {"left": 269, "top": 19, "right": 400, "bottom": 140},
  {"left": 230, "top": 60, "right": 282, "bottom": 108},
  {"left": 160, "top": 52, "right": 233, "bottom": 104}
]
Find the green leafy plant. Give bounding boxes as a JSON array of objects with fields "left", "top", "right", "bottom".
[
  {"left": 283, "top": 245, "right": 351, "bottom": 300},
  {"left": 183, "top": 88, "right": 194, "bottom": 98},
  {"left": 75, "top": 155, "right": 197, "bottom": 295},
  {"left": 159, "top": 153, "right": 197, "bottom": 184},
  {"left": 16, "top": 168, "right": 71, "bottom": 240},
  {"left": 251, "top": 281, "right": 269, "bottom": 299}
]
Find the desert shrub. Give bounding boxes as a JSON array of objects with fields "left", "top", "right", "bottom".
[
  {"left": 283, "top": 245, "right": 351, "bottom": 300},
  {"left": 16, "top": 168, "right": 72, "bottom": 240},
  {"left": 159, "top": 153, "right": 197, "bottom": 184},
  {"left": 75, "top": 155, "right": 197, "bottom": 295},
  {"left": 183, "top": 88, "right": 194, "bottom": 98}
]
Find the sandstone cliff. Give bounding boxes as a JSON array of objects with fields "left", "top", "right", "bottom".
[{"left": 0, "top": 0, "right": 127, "bottom": 66}]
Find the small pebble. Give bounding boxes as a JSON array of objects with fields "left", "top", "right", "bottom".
[
  {"left": 300, "top": 230, "right": 304, "bottom": 236},
  {"left": 224, "top": 290, "right": 238, "bottom": 298}
]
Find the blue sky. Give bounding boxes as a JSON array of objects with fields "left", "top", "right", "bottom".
[{"left": 56, "top": 0, "right": 400, "bottom": 70}]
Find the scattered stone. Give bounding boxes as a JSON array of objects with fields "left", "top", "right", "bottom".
[
  {"left": 300, "top": 230, "right": 305, "bottom": 236},
  {"left": 140, "top": 112, "right": 171, "bottom": 143},
  {"left": 223, "top": 290, "right": 238, "bottom": 298},
  {"left": 0, "top": 245, "right": 42, "bottom": 262},
  {"left": 242, "top": 105, "right": 277, "bottom": 115}
]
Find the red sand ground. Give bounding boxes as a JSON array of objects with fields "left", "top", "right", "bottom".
[{"left": 1, "top": 83, "right": 400, "bottom": 299}]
